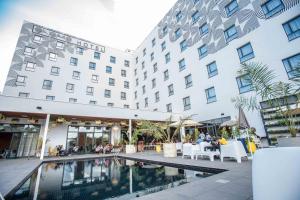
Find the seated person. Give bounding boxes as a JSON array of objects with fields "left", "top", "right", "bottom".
[
  {"left": 95, "top": 144, "right": 103, "bottom": 153},
  {"left": 103, "top": 144, "right": 112, "bottom": 154},
  {"left": 205, "top": 134, "right": 212, "bottom": 142}
]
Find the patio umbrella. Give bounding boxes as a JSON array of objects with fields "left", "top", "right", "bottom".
[
  {"left": 169, "top": 119, "right": 202, "bottom": 127},
  {"left": 238, "top": 107, "right": 253, "bottom": 159},
  {"left": 220, "top": 119, "right": 238, "bottom": 127}
]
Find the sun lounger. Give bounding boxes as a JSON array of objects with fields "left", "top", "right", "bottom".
[{"left": 220, "top": 141, "right": 247, "bottom": 163}]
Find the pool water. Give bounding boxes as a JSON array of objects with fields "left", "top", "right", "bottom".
[{"left": 9, "top": 157, "right": 215, "bottom": 200}]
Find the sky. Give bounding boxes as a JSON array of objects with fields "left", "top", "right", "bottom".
[{"left": 0, "top": 0, "right": 177, "bottom": 92}]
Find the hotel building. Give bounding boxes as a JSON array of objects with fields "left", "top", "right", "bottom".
[{"left": 0, "top": 0, "right": 299, "bottom": 158}]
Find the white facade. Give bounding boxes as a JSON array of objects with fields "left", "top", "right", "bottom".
[{"left": 2, "top": 0, "right": 300, "bottom": 137}]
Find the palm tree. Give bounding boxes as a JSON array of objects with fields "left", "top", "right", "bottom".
[{"left": 232, "top": 62, "right": 300, "bottom": 137}]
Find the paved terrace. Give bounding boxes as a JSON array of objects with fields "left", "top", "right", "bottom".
[{"left": 0, "top": 152, "right": 252, "bottom": 200}]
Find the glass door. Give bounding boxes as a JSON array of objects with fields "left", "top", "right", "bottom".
[{"left": 85, "top": 133, "right": 94, "bottom": 153}]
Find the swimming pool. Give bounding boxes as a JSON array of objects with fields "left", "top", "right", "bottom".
[{"left": 8, "top": 157, "right": 221, "bottom": 200}]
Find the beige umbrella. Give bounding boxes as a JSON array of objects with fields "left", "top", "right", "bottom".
[
  {"left": 220, "top": 119, "right": 238, "bottom": 127},
  {"left": 169, "top": 119, "right": 202, "bottom": 127}
]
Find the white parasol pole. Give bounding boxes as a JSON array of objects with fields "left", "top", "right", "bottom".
[{"left": 246, "top": 128, "right": 253, "bottom": 160}]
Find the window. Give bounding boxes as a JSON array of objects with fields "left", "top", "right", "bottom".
[
  {"left": 261, "top": 0, "right": 284, "bottom": 18},
  {"left": 225, "top": 0, "right": 239, "bottom": 17},
  {"left": 121, "top": 92, "right": 126, "bottom": 100},
  {"left": 150, "top": 52, "right": 154, "bottom": 61},
  {"left": 86, "top": 86, "right": 94, "bottom": 95},
  {"left": 165, "top": 52, "right": 170, "bottom": 63},
  {"left": 207, "top": 61, "right": 218, "bottom": 77},
  {"left": 107, "top": 103, "right": 114, "bottom": 107},
  {"left": 89, "top": 100, "right": 97, "bottom": 105},
  {"left": 143, "top": 71, "right": 147, "bottom": 80},
  {"left": 124, "top": 104, "right": 130, "bottom": 108},
  {"left": 237, "top": 43, "right": 255, "bottom": 63},
  {"left": 134, "top": 91, "right": 137, "bottom": 99},
  {"left": 192, "top": 11, "right": 200, "bottom": 23},
  {"left": 193, "top": 0, "right": 200, "bottom": 4},
  {"left": 50, "top": 66, "right": 60, "bottom": 75},
  {"left": 106, "top": 66, "right": 112, "bottom": 74},
  {"left": 134, "top": 69, "right": 137, "bottom": 76},
  {"left": 142, "top": 61, "right": 145, "bottom": 69},
  {"left": 175, "top": 28, "right": 182, "bottom": 39},
  {"left": 56, "top": 41, "right": 64, "bottom": 49},
  {"left": 46, "top": 95, "right": 55, "bottom": 101},
  {"left": 144, "top": 98, "right": 148, "bottom": 107},
  {"left": 91, "top": 74, "right": 99, "bottom": 83},
  {"left": 109, "top": 78, "right": 115, "bottom": 86},
  {"left": 136, "top": 78, "right": 139, "bottom": 86},
  {"left": 166, "top": 103, "right": 172, "bottom": 112},
  {"left": 94, "top": 52, "right": 101, "bottom": 59},
  {"left": 42, "top": 80, "right": 53, "bottom": 90},
  {"left": 236, "top": 74, "right": 253, "bottom": 93},
  {"left": 76, "top": 47, "right": 83, "bottom": 55},
  {"left": 104, "top": 89, "right": 111, "bottom": 98},
  {"left": 136, "top": 57, "right": 139, "bottom": 64},
  {"left": 163, "top": 26, "right": 168, "bottom": 36},
  {"left": 16, "top": 75, "right": 26, "bottom": 85},
  {"left": 110, "top": 56, "right": 116, "bottom": 64},
  {"left": 200, "top": 23, "right": 209, "bottom": 35},
  {"left": 124, "top": 60, "right": 130, "bottom": 67},
  {"left": 152, "top": 38, "right": 156, "bottom": 46},
  {"left": 143, "top": 48, "right": 146, "bottom": 56},
  {"left": 198, "top": 44, "right": 208, "bottom": 58},
  {"left": 176, "top": 11, "right": 182, "bottom": 22},
  {"left": 282, "top": 53, "right": 300, "bottom": 78},
  {"left": 161, "top": 41, "right": 166, "bottom": 51},
  {"left": 152, "top": 78, "right": 156, "bottom": 88},
  {"left": 205, "top": 87, "right": 217, "bottom": 103},
  {"left": 224, "top": 25, "right": 238, "bottom": 42},
  {"left": 70, "top": 57, "right": 78, "bottom": 66},
  {"left": 168, "top": 84, "right": 174, "bottom": 96},
  {"left": 136, "top": 102, "right": 140, "bottom": 109},
  {"left": 142, "top": 85, "right": 146, "bottom": 94},
  {"left": 66, "top": 83, "right": 74, "bottom": 93},
  {"left": 89, "top": 62, "right": 96, "bottom": 70},
  {"left": 153, "top": 63, "right": 158, "bottom": 72},
  {"left": 124, "top": 81, "right": 129, "bottom": 89},
  {"left": 69, "top": 98, "right": 77, "bottom": 103},
  {"left": 49, "top": 52, "right": 57, "bottom": 61},
  {"left": 121, "top": 69, "right": 126, "bottom": 77},
  {"left": 180, "top": 40, "right": 188, "bottom": 52},
  {"left": 72, "top": 71, "right": 80, "bottom": 80},
  {"left": 24, "top": 47, "right": 34, "bottom": 56},
  {"left": 178, "top": 59, "right": 186, "bottom": 71},
  {"left": 185, "top": 74, "right": 193, "bottom": 88},
  {"left": 155, "top": 91, "right": 160, "bottom": 102},
  {"left": 164, "top": 70, "right": 169, "bottom": 81},
  {"left": 19, "top": 92, "right": 29, "bottom": 98},
  {"left": 283, "top": 15, "right": 300, "bottom": 41},
  {"left": 183, "top": 96, "right": 191, "bottom": 110},
  {"left": 25, "top": 62, "right": 36, "bottom": 71},
  {"left": 33, "top": 35, "right": 42, "bottom": 42},
  {"left": 153, "top": 108, "right": 158, "bottom": 112}
]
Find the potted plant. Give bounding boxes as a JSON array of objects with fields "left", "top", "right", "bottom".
[{"left": 125, "top": 129, "right": 139, "bottom": 154}]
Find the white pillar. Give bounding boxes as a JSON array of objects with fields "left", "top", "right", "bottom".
[
  {"left": 180, "top": 126, "right": 185, "bottom": 142},
  {"left": 33, "top": 165, "right": 42, "bottom": 200},
  {"left": 40, "top": 114, "right": 50, "bottom": 160},
  {"left": 128, "top": 119, "right": 132, "bottom": 142}
]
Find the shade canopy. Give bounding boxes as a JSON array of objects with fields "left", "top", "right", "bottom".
[
  {"left": 169, "top": 119, "right": 202, "bottom": 127},
  {"left": 220, "top": 120, "right": 238, "bottom": 127}
]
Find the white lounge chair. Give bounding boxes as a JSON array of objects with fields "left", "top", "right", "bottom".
[
  {"left": 182, "top": 143, "right": 193, "bottom": 159},
  {"left": 194, "top": 142, "right": 220, "bottom": 161},
  {"left": 220, "top": 141, "right": 247, "bottom": 163}
]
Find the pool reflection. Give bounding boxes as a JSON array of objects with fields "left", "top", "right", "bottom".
[{"left": 10, "top": 158, "right": 212, "bottom": 200}]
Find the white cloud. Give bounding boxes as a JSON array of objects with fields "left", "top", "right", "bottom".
[{"left": 0, "top": 0, "right": 176, "bottom": 92}]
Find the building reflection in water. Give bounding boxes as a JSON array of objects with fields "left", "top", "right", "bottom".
[{"left": 10, "top": 158, "right": 211, "bottom": 200}]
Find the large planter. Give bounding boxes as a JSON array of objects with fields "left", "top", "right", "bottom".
[
  {"left": 125, "top": 145, "right": 136, "bottom": 154},
  {"left": 164, "top": 166, "right": 179, "bottom": 176},
  {"left": 277, "top": 136, "right": 300, "bottom": 147},
  {"left": 163, "top": 143, "right": 177, "bottom": 157}
]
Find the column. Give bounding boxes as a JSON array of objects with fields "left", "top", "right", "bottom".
[
  {"left": 180, "top": 126, "right": 185, "bottom": 142},
  {"left": 128, "top": 119, "right": 132, "bottom": 142},
  {"left": 33, "top": 165, "right": 42, "bottom": 200},
  {"left": 40, "top": 114, "right": 50, "bottom": 160}
]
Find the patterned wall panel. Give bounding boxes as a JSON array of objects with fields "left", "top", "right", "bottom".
[{"left": 157, "top": 0, "right": 300, "bottom": 55}]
